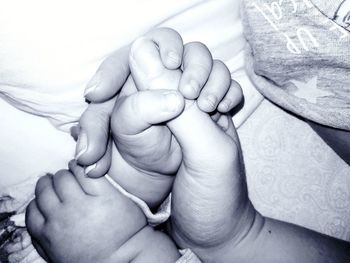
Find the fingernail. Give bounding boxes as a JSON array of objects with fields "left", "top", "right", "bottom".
[
  {"left": 85, "top": 163, "right": 97, "bottom": 175},
  {"left": 162, "top": 91, "right": 182, "bottom": 113},
  {"left": 167, "top": 51, "right": 181, "bottom": 65},
  {"left": 75, "top": 131, "right": 88, "bottom": 160},
  {"left": 84, "top": 84, "right": 97, "bottom": 97},
  {"left": 205, "top": 94, "right": 218, "bottom": 109},
  {"left": 84, "top": 72, "right": 101, "bottom": 97}
]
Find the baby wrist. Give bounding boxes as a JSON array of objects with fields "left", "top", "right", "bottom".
[
  {"left": 203, "top": 204, "right": 263, "bottom": 262},
  {"left": 171, "top": 202, "right": 260, "bottom": 262},
  {"left": 110, "top": 226, "right": 180, "bottom": 263}
]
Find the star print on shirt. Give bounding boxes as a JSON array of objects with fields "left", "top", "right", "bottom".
[{"left": 290, "top": 76, "right": 334, "bottom": 104}]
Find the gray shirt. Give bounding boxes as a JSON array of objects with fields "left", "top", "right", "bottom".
[{"left": 242, "top": 0, "right": 350, "bottom": 130}]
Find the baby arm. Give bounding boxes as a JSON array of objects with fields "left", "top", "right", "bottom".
[{"left": 25, "top": 162, "right": 180, "bottom": 263}]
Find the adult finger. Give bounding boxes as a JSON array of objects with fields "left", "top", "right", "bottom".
[
  {"left": 84, "top": 46, "right": 130, "bottom": 102},
  {"left": 85, "top": 138, "right": 112, "bottom": 178},
  {"left": 179, "top": 42, "right": 213, "bottom": 99},
  {"left": 217, "top": 80, "right": 243, "bottom": 113},
  {"left": 68, "top": 160, "right": 113, "bottom": 196},
  {"left": 75, "top": 98, "right": 115, "bottom": 166},
  {"left": 111, "top": 90, "right": 185, "bottom": 136},
  {"left": 197, "top": 60, "right": 231, "bottom": 112}
]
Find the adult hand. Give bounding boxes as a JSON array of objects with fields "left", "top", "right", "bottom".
[
  {"left": 73, "top": 46, "right": 130, "bottom": 178},
  {"left": 74, "top": 29, "right": 185, "bottom": 178},
  {"left": 75, "top": 28, "right": 241, "bottom": 178}
]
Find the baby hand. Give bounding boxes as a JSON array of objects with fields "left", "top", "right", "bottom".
[
  {"left": 111, "top": 28, "right": 241, "bottom": 178},
  {"left": 86, "top": 27, "right": 240, "bottom": 113},
  {"left": 109, "top": 87, "right": 184, "bottom": 208},
  {"left": 25, "top": 161, "right": 147, "bottom": 263},
  {"left": 129, "top": 28, "right": 242, "bottom": 112},
  {"left": 166, "top": 98, "right": 254, "bottom": 262},
  {"left": 77, "top": 28, "right": 241, "bottom": 178},
  {"left": 127, "top": 30, "right": 253, "bottom": 262}
]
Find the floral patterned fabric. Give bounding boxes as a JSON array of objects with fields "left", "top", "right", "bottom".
[{"left": 239, "top": 99, "right": 350, "bottom": 241}]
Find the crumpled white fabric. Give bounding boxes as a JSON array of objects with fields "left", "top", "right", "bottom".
[
  {"left": 0, "top": 0, "right": 256, "bottom": 132},
  {"left": 105, "top": 175, "right": 172, "bottom": 227}
]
